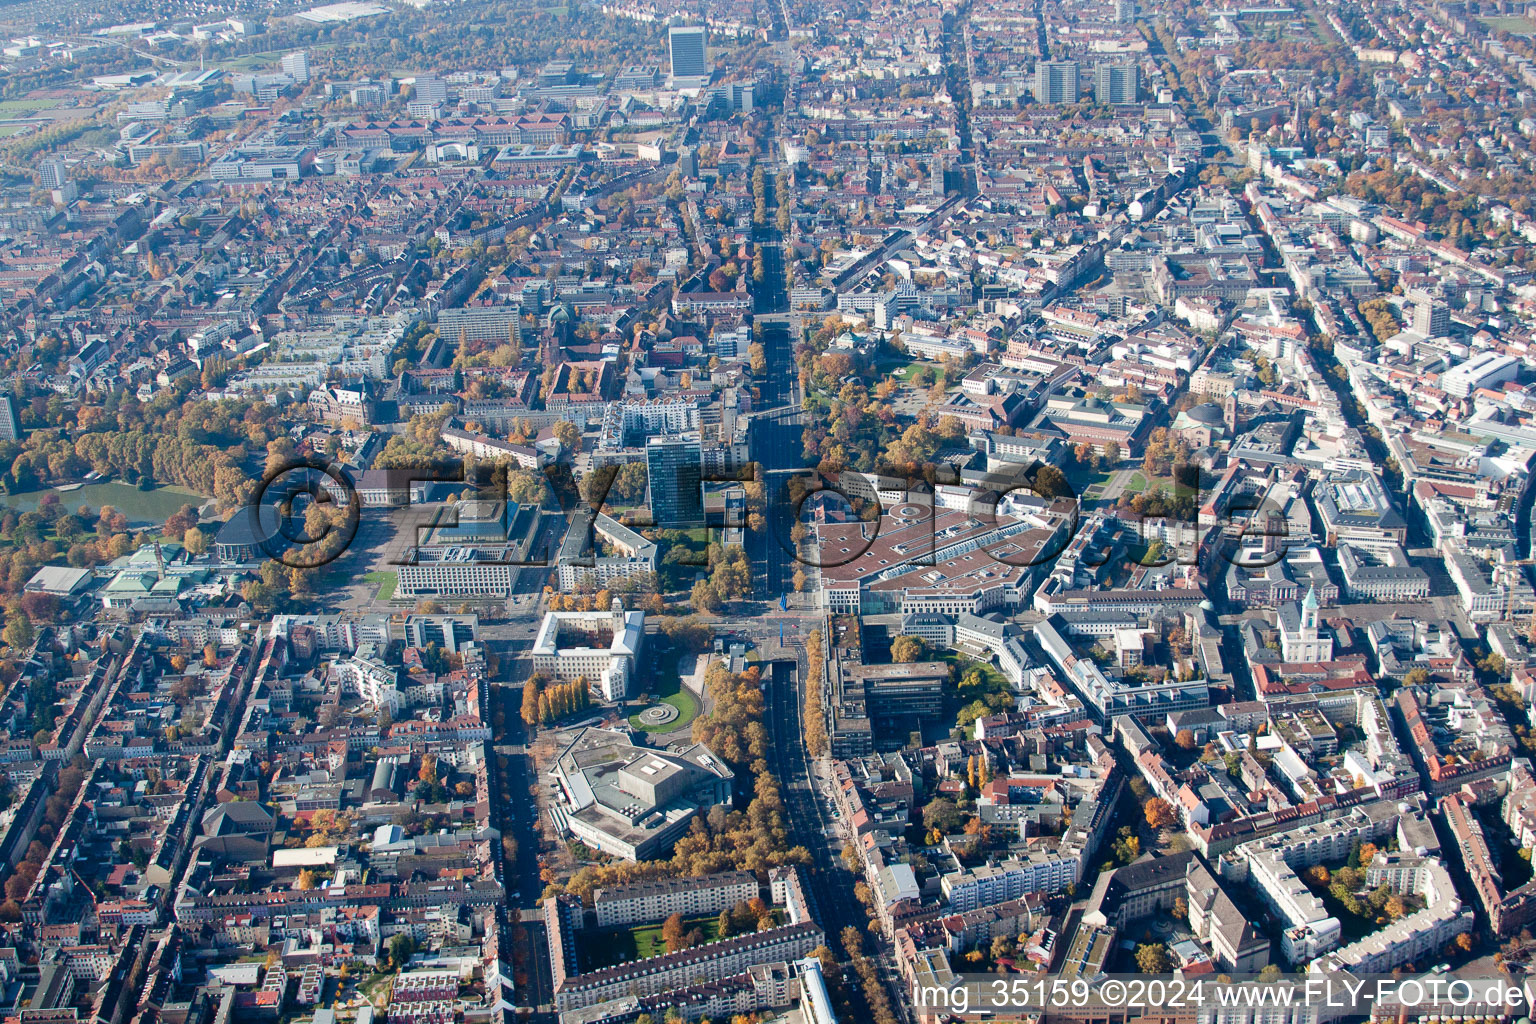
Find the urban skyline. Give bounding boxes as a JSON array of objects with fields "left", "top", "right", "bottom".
[{"left": 0, "top": 1, "right": 1534, "bottom": 1024}]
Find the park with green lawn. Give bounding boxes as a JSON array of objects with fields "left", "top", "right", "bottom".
[
  {"left": 628, "top": 649, "right": 700, "bottom": 733},
  {"left": 575, "top": 913, "right": 722, "bottom": 968},
  {"left": 362, "top": 570, "right": 398, "bottom": 601}
]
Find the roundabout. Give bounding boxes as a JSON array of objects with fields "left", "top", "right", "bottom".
[
  {"left": 636, "top": 703, "right": 680, "bottom": 727},
  {"left": 626, "top": 652, "right": 702, "bottom": 734}
]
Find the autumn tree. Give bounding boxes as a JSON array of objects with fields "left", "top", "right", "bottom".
[
  {"left": 521, "top": 678, "right": 541, "bottom": 727},
  {"left": 891, "top": 635, "right": 926, "bottom": 663},
  {"left": 1033, "top": 464, "right": 1072, "bottom": 499},
  {"left": 690, "top": 578, "right": 722, "bottom": 613},
  {"left": 804, "top": 630, "right": 829, "bottom": 757},
  {"left": 1135, "top": 943, "right": 1171, "bottom": 973},
  {"left": 1358, "top": 297, "right": 1402, "bottom": 345},
  {"left": 1144, "top": 797, "right": 1178, "bottom": 830},
  {"left": 661, "top": 912, "right": 689, "bottom": 953},
  {"left": 183, "top": 526, "right": 208, "bottom": 556},
  {"left": 3, "top": 612, "right": 33, "bottom": 650}
]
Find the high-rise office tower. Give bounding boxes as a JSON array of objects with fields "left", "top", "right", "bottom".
[
  {"left": 413, "top": 76, "right": 448, "bottom": 104},
  {"left": 669, "top": 25, "right": 709, "bottom": 83},
  {"left": 1413, "top": 299, "right": 1451, "bottom": 337},
  {"left": 1033, "top": 61, "right": 1080, "bottom": 104},
  {"left": 39, "top": 159, "right": 65, "bottom": 189},
  {"left": 646, "top": 435, "right": 704, "bottom": 527},
  {"left": 1095, "top": 62, "right": 1139, "bottom": 104},
  {"left": 1114, "top": 0, "right": 1136, "bottom": 22},
  {"left": 0, "top": 395, "right": 20, "bottom": 441},
  {"left": 281, "top": 50, "right": 309, "bottom": 82}
]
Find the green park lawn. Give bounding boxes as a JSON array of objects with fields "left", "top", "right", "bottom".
[
  {"left": 578, "top": 915, "right": 722, "bottom": 968},
  {"left": 0, "top": 99, "right": 62, "bottom": 116},
  {"left": 628, "top": 656, "right": 700, "bottom": 732},
  {"left": 1480, "top": 15, "right": 1534, "bottom": 33},
  {"left": 942, "top": 653, "right": 1009, "bottom": 692},
  {"left": 363, "top": 570, "right": 398, "bottom": 600}
]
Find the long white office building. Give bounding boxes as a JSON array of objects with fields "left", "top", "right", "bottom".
[
  {"left": 396, "top": 547, "right": 518, "bottom": 598},
  {"left": 592, "top": 871, "right": 759, "bottom": 928},
  {"left": 1440, "top": 351, "right": 1519, "bottom": 398}
]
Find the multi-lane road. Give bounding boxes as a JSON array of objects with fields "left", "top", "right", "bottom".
[
  {"left": 764, "top": 654, "right": 869, "bottom": 941},
  {"left": 488, "top": 683, "right": 557, "bottom": 1016},
  {"left": 745, "top": 197, "right": 916, "bottom": 1024}
]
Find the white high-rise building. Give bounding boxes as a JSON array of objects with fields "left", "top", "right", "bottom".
[
  {"left": 1412, "top": 298, "right": 1450, "bottom": 337},
  {"left": 1095, "top": 62, "right": 1139, "bottom": 104},
  {"left": 39, "top": 159, "right": 66, "bottom": 189},
  {"left": 281, "top": 50, "right": 309, "bottom": 82},
  {"left": 413, "top": 76, "right": 448, "bottom": 104},
  {"left": 668, "top": 25, "right": 709, "bottom": 86},
  {"left": 1033, "top": 61, "right": 1080, "bottom": 104}
]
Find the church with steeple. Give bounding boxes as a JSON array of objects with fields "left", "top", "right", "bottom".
[{"left": 1279, "top": 585, "right": 1333, "bottom": 662}]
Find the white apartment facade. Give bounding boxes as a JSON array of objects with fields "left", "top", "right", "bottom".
[{"left": 592, "top": 872, "right": 759, "bottom": 928}]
